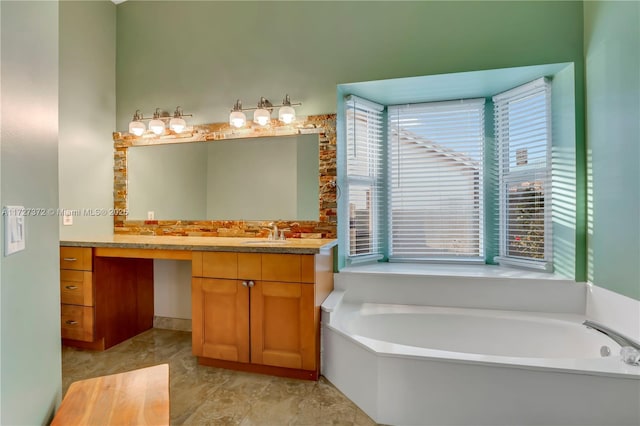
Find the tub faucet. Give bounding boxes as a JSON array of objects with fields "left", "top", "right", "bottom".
[{"left": 583, "top": 320, "right": 640, "bottom": 350}]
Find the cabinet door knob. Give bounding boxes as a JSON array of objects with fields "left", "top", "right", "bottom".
[
  {"left": 248, "top": 280, "right": 255, "bottom": 288},
  {"left": 63, "top": 257, "right": 77, "bottom": 262},
  {"left": 65, "top": 320, "right": 78, "bottom": 326},
  {"left": 65, "top": 285, "right": 78, "bottom": 290},
  {"left": 241, "top": 281, "right": 248, "bottom": 287}
]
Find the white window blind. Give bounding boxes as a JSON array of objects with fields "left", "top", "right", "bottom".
[
  {"left": 345, "top": 95, "right": 384, "bottom": 259},
  {"left": 388, "top": 99, "right": 485, "bottom": 261},
  {"left": 493, "top": 78, "right": 552, "bottom": 268}
]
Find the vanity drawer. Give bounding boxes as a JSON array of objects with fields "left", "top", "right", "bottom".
[
  {"left": 60, "top": 247, "right": 93, "bottom": 271},
  {"left": 262, "top": 254, "right": 314, "bottom": 283},
  {"left": 60, "top": 270, "right": 93, "bottom": 306},
  {"left": 61, "top": 304, "right": 94, "bottom": 342},
  {"left": 195, "top": 252, "right": 238, "bottom": 279}
]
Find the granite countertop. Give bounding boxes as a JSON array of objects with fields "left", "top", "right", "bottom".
[{"left": 60, "top": 235, "right": 337, "bottom": 254}]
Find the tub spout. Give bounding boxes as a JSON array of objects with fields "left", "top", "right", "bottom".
[{"left": 583, "top": 320, "right": 640, "bottom": 351}]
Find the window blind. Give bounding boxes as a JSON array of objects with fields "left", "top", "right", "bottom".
[
  {"left": 345, "top": 95, "right": 384, "bottom": 258},
  {"left": 388, "top": 99, "right": 485, "bottom": 260},
  {"left": 493, "top": 78, "right": 552, "bottom": 267}
]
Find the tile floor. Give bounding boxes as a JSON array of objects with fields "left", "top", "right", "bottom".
[{"left": 61, "top": 328, "right": 377, "bottom": 425}]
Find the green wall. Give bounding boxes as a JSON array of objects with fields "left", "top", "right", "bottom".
[
  {"left": 551, "top": 65, "right": 580, "bottom": 279},
  {"left": 59, "top": 0, "right": 116, "bottom": 238},
  {"left": 116, "top": 1, "right": 584, "bottom": 130},
  {"left": 1, "top": 1, "right": 61, "bottom": 423},
  {"left": 584, "top": 1, "right": 640, "bottom": 300}
]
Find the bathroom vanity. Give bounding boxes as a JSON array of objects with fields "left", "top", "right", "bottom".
[
  {"left": 59, "top": 235, "right": 335, "bottom": 380},
  {"left": 58, "top": 114, "right": 338, "bottom": 379}
]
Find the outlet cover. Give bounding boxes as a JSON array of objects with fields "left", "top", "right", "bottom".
[{"left": 63, "top": 210, "right": 73, "bottom": 226}]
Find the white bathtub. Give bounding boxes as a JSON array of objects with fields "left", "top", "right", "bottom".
[{"left": 321, "top": 266, "right": 640, "bottom": 426}]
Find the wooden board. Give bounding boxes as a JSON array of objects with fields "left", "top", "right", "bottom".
[{"left": 52, "top": 364, "right": 170, "bottom": 426}]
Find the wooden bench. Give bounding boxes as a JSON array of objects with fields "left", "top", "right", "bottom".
[{"left": 52, "top": 364, "right": 169, "bottom": 426}]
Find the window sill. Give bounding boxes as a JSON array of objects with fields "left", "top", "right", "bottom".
[
  {"left": 339, "top": 262, "right": 570, "bottom": 282},
  {"left": 494, "top": 256, "right": 552, "bottom": 272},
  {"left": 346, "top": 253, "right": 384, "bottom": 266}
]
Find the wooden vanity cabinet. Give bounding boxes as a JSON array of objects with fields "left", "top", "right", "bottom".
[
  {"left": 60, "top": 246, "right": 154, "bottom": 350},
  {"left": 191, "top": 250, "right": 333, "bottom": 380}
]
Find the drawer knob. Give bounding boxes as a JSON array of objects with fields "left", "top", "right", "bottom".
[
  {"left": 65, "top": 320, "right": 78, "bottom": 326},
  {"left": 65, "top": 285, "right": 79, "bottom": 290},
  {"left": 241, "top": 281, "right": 248, "bottom": 287},
  {"left": 63, "top": 257, "right": 77, "bottom": 262},
  {"left": 248, "top": 280, "right": 255, "bottom": 288}
]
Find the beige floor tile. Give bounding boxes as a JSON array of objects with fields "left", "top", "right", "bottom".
[{"left": 61, "top": 329, "right": 378, "bottom": 426}]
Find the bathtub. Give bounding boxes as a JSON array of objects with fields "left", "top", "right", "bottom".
[{"left": 321, "top": 266, "right": 640, "bottom": 426}]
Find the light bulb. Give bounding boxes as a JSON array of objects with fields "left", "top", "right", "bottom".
[
  {"left": 254, "top": 108, "right": 271, "bottom": 126},
  {"left": 149, "top": 119, "right": 165, "bottom": 135},
  {"left": 279, "top": 105, "right": 295, "bottom": 124},
  {"left": 170, "top": 117, "right": 186, "bottom": 133},
  {"left": 129, "top": 120, "right": 145, "bottom": 136},
  {"left": 229, "top": 111, "right": 246, "bottom": 128}
]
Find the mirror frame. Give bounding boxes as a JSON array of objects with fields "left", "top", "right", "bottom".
[{"left": 112, "top": 114, "right": 337, "bottom": 238}]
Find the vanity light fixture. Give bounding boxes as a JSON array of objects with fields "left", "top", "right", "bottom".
[
  {"left": 253, "top": 97, "right": 272, "bottom": 126},
  {"left": 128, "top": 110, "right": 146, "bottom": 136},
  {"left": 127, "top": 107, "right": 193, "bottom": 136},
  {"left": 228, "top": 94, "right": 301, "bottom": 128},
  {"left": 229, "top": 100, "right": 247, "bottom": 128},
  {"left": 148, "top": 108, "right": 166, "bottom": 135},
  {"left": 169, "top": 106, "right": 188, "bottom": 133},
  {"left": 278, "top": 94, "right": 296, "bottom": 124}
]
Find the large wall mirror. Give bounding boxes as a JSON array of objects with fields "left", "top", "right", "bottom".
[
  {"left": 128, "top": 135, "right": 319, "bottom": 221},
  {"left": 113, "top": 115, "right": 336, "bottom": 238}
]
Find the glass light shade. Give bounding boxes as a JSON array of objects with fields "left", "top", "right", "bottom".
[
  {"left": 278, "top": 105, "right": 295, "bottom": 124},
  {"left": 149, "top": 119, "right": 165, "bottom": 135},
  {"left": 170, "top": 117, "right": 186, "bottom": 133},
  {"left": 229, "top": 111, "right": 246, "bottom": 128},
  {"left": 253, "top": 108, "right": 271, "bottom": 126},
  {"left": 129, "top": 120, "right": 146, "bottom": 136}
]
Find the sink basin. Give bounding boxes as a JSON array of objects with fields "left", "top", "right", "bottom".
[{"left": 242, "top": 240, "right": 288, "bottom": 245}]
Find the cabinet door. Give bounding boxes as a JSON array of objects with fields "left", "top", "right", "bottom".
[
  {"left": 192, "top": 278, "right": 250, "bottom": 363},
  {"left": 250, "top": 281, "right": 316, "bottom": 371}
]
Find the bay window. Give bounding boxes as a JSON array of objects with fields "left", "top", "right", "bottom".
[{"left": 343, "top": 77, "right": 553, "bottom": 270}]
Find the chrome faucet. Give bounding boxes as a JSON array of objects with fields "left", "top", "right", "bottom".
[
  {"left": 269, "top": 222, "right": 278, "bottom": 240},
  {"left": 583, "top": 320, "right": 640, "bottom": 351}
]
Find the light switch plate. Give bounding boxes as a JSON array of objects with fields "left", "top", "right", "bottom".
[
  {"left": 147, "top": 211, "right": 155, "bottom": 220},
  {"left": 4, "top": 205, "right": 26, "bottom": 256}
]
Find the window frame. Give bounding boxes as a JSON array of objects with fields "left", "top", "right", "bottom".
[
  {"left": 387, "top": 99, "right": 487, "bottom": 263},
  {"left": 494, "top": 78, "right": 553, "bottom": 271},
  {"left": 344, "top": 95, "right": 385, "bottom": 263}
]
